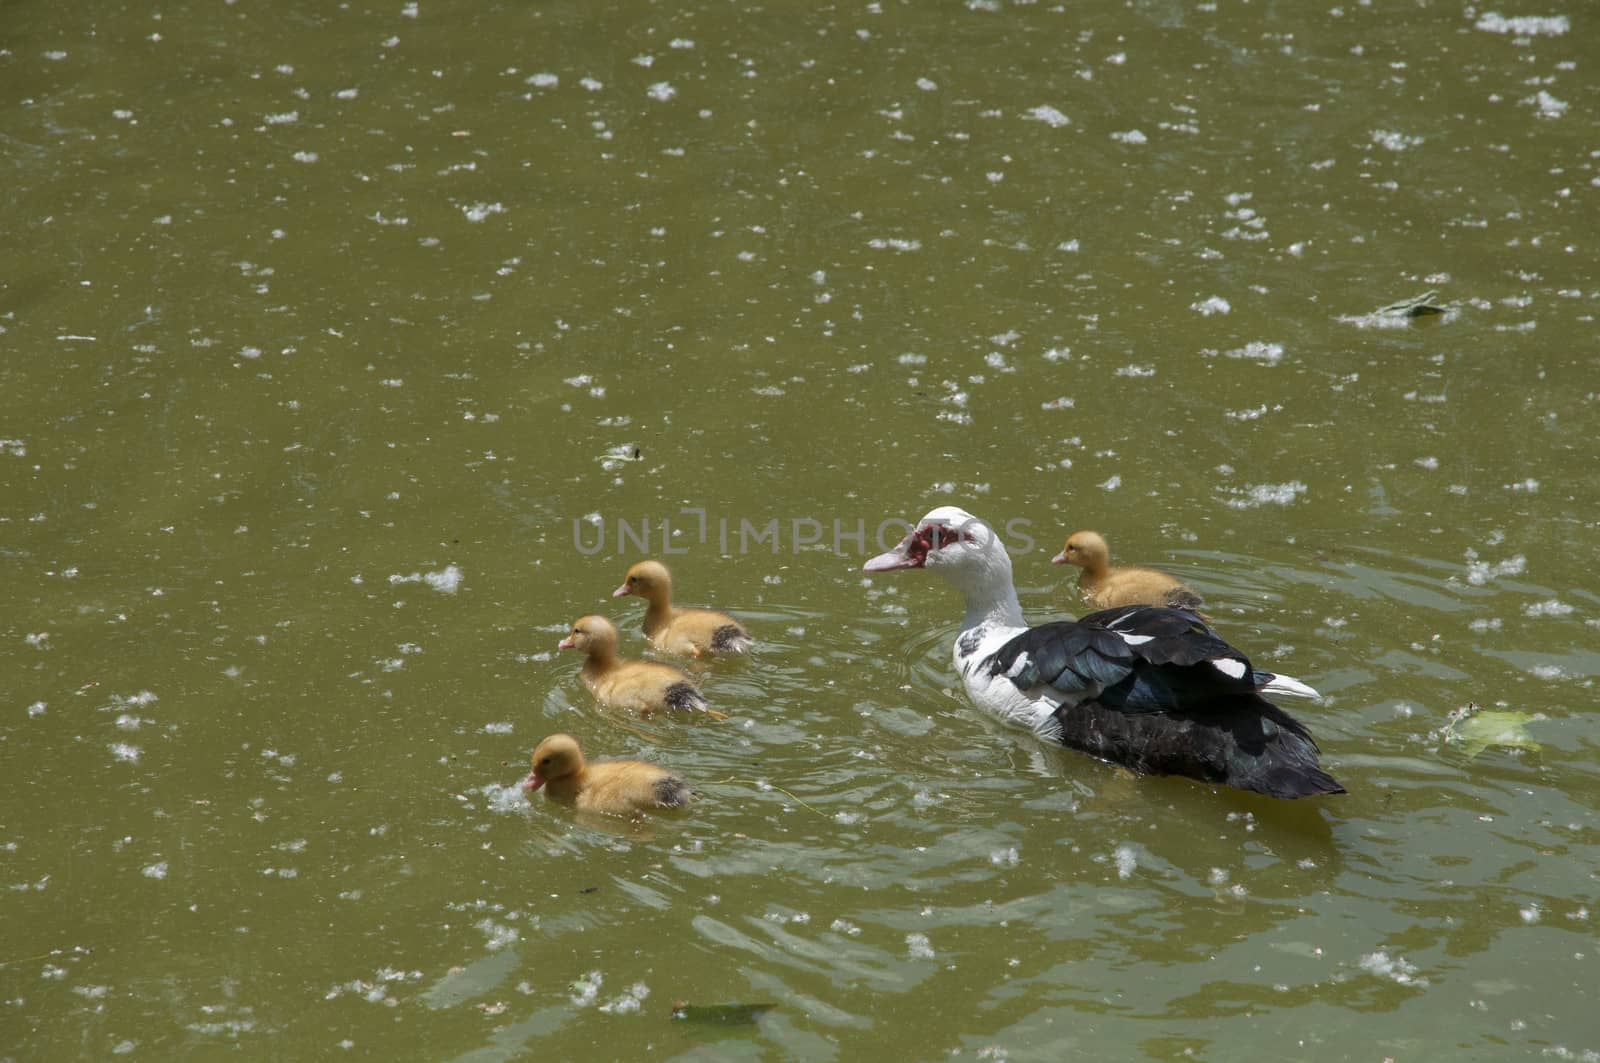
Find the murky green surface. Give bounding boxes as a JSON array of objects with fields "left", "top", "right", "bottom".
[{"left": 4, "top": 0, "right": 1597, "bottom": 1058}]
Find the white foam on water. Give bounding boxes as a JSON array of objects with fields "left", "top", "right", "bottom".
[
  {"left": 1474, "top": 13, "right": 1568, "bottom": 35},
  {"left": 1222, "top": 481, "right": 1307, "bottom": 509},
  {"left": 476, "top": 918, "right": 518, "bottom": 950},
  {"left": 388, "top": 564, "right": 463, "bottom": 593},
  {"left": 1527, "top": 90, "right": 1568, "bottom": 118},
  {"left": 1224, "top": 340, "right": 1284, "bottom": 365},
  {"left": 600, "top": 982, "right": 650, "bottom": 1014},
  {"left": 481, "top": 782, "right": 530, "bottom": 813},
  {"left": 1023, "top": 105, "right": 1071, "bottom": 128},
  {"left": 569, "top": 970, "right": 603, "bottom": 1006},
  {"left": 1371, "top": 129, "right": 1423, "bottom": 151},
  {"left": 1359, "top": 950, "right": 1427, "bottom": 986}
]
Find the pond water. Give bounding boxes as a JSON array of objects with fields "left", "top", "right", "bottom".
[{"left": 3, "top": 0, "right": 1597, "bottom": 1058}]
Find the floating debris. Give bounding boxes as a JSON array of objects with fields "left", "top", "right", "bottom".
[
  {"left": 598, "top": 444, "right": 643, "bottom": 470},
  {"left": 1441, "top": 703, "right": 1542, "bottom": 759},
  {"left": 1375, "top": 290, "right": 1447, "bottom": 318},
  {"left": 671, "top": 1001, "right": 775, "bottom": 1025},
  {"left": 1340, "top": 289, "right": 1454, "bottom": 329}
]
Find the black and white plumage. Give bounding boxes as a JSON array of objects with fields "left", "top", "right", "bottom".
[{"left": 864, "top": 506, "right": 1343, "bottom": 799}]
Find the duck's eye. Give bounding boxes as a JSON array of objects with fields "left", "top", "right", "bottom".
[{"left": 539, "top": 756, "right": 552, "bottom": 766}]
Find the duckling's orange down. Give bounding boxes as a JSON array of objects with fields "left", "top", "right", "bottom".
[
  {"left": 522, "top": 733, "right": 693, "bottom": 816},
  {"left": 613, "top": 559, "right": 753, "bottom": 657},
  {"left": 557, "top": 614, "right": 721, "bottom": 717},
  {"left": 1051, "top": 530, "right": 1204, "bottom": 611}
]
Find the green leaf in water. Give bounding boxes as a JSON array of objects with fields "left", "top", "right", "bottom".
[{"left": 1443, "top": 705, "right": 1541, "bottom": 758}]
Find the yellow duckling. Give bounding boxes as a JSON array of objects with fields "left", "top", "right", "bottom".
[
  {"left": 1051, "top": 530, "right": 1204, "bottom": 612},
  {"left": 613, "top": 560, "right": 753, "bottom": 657},
  {"left": 521, "top": 733, "right": 693, "bottom": 816},
  {"left": 558, "top": 615, "right": 723, "bottom": 718}
]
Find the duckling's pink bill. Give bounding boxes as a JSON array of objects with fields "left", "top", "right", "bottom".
[
  {"left": 521, "top": 772, "right": 544, "bottom": 794},
  {"left": 1049, "top": 551, "right": 1069, "bottom": 564},
  {"left": 557, "top": 636, "right": 576, "bottom": 650},
  {"left": 611, "top": 583, "right": 630, "bottom": 597}
]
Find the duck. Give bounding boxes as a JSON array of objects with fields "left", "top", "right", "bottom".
[
  {"left": 864, "top": 506, "right": 1342, "bottom": 799},
  {"left": 1052, "top": 529, "right": 1205, "bottom": 611},
  {"left": 558, "top": 615, "right": 724, "bottom": 718},
  {"left": 613, "top": 559, "right": 753, "bottom": 657},
  {"left": 521, "top": 733, "right": 693, "bottom": 816}
]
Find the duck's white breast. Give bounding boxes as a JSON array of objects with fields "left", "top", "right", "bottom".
[{"left": 953, "top": 625, "right": 1064, "bottom": 740}]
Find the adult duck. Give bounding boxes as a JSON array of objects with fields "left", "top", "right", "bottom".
[
  {"left": 522, "top": 733, "right": 693, "bottom": 816},
  {"left": 558, "top": 615, "right": 724, "bottom": 718},
  {"left": 613, "top": 560, "right": 754, "bottom": 657},
  {"left": 1052, "top": 529, "right": 1205, "bottom": 611},
  {"left": 864, "top": 507, "right": 1342, "bottom": 799}
]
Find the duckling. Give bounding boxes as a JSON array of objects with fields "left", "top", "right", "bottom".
[
  {"left": 1051, "top": 530, "right": 1205, "bottom": 612},
  {"left": 521, "top": 733, "right": 693, "bottom": 816},
  {"left": 613, "top": 559, "right": 753, "bottom": 657},
  {"left": 558, "top": 615, "right": 724, "bottom": 718}
]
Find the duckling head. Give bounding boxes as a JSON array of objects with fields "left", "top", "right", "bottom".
[
  {"left": 614, "top": 559, "right": 672, "bottom": 600},
  {"left": 1051, "top": 530, "right": 1108, "bottom": 568},
  {"left": 557, "top": 614, "right": 619, "bottom": 656},
  {"left": 523, "top": 733, "right": 585, "bottom": 794}
]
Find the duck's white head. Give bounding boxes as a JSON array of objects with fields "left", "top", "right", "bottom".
[{"left": 864, "top": 506, "right": 1020, "bottom": 623}]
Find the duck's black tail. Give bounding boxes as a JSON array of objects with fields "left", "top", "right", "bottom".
[
  {"left": 1213, "top": 699, "right": 1345, "bottom": 798},
  {"left": 1054, "top": 696, "right": 1344, "bottom": 799}
]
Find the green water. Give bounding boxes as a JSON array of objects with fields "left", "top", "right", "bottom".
[{"left": 4, "top": 1, "right": 1597, "bottom": 1059}]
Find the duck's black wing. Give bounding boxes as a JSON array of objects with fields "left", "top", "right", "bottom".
[
  {"left": 988, "top": 606, "right": 1260, "bottom": 713},
  {"left": 985, "top": 607, "right": 1343, "bottom": 799}
]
